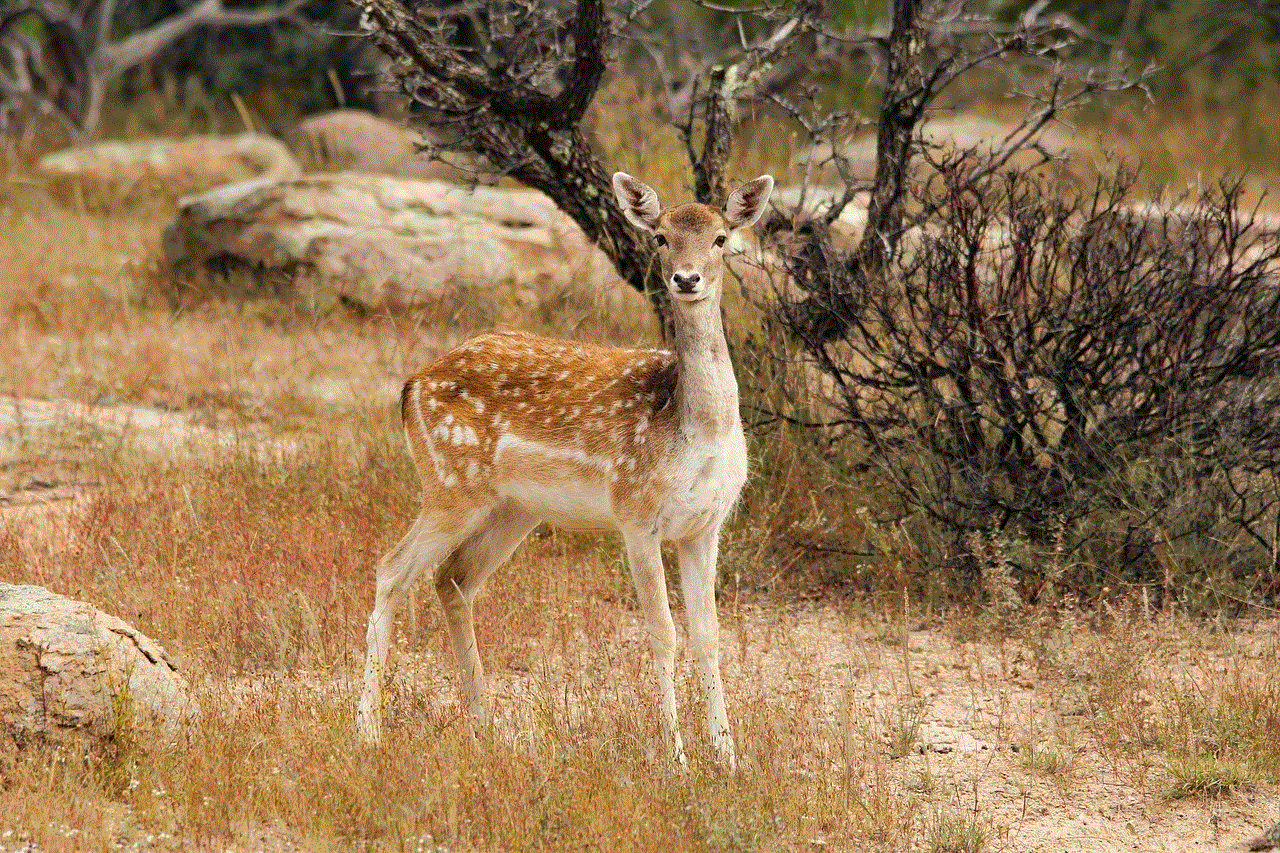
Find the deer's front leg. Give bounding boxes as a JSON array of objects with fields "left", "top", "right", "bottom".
[
  {"left": 623, "top": 529, "right": 686, "bottom": 767},
  {"left": 678, "top": 524, "right": 735, "bottom": 771}
]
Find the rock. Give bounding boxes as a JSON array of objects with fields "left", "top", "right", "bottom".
[
  {"left": 285, "top": 109, "right": 464, "bottom": 179},
  {"left": 769, "top": 185, "right": 870, "bottom": 249},
  {"left": 35, "top": 134, "right": 299, "bottom": 209},
  {"left": 796, "top": 112, "right": 1087, "bottom": 183},
  {"left": 0, "top": 583, "right": 195, "bottom": 771},
  {"left": 161, "top": 173, "right": 629, "bottom": 313}
]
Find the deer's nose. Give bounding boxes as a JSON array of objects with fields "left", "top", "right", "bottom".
[{"left": 672, "top": 272, "right": 701, "bottom": 293}]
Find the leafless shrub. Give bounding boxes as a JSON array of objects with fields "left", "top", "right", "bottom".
[{"left": 771, "top": 157, "right": 1280, "bottom": 607}]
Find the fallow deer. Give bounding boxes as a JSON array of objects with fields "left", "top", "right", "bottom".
[{"left": 356, "top": 172, "right": 774, "bottom": 769}]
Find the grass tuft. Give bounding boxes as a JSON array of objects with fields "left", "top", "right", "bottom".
[{"left": 1166, "top": 756, "right": 1253, "bottom": 800}]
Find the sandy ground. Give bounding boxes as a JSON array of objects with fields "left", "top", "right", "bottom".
[{"left": 373, "top": 605, "right": 1280, "bottom": 853}]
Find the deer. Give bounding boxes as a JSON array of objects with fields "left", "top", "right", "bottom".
[{"left": 355, "top": 171, "right": 774, "bottom": 770}]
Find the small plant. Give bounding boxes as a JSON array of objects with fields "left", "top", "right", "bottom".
[
  {"left": 924, "top": 814, "right": 988, "bottom": 853},
  {"left": 1017, "top": 743, "right": 1071, "bottom": 777},
  {"left": 1166, "top": 756, "right": 1253, "bottom": 800},
  {"left": 886, "top": 702, "right": 925, "bottom": 760},
  {"left": 908, "top": 770, "right": 939, "bottom": 793}
]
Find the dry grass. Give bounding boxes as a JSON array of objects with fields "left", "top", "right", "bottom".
[
  {"left": 3, "top": 111, "right": 1280, "bottom": 852},
  {"left": 2, "top": 403, "right": 1278, "bottom": 850}
]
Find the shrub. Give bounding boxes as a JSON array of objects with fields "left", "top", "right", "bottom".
[{"left": 770, "top": 159, "right": 1280, "bottom": 609}]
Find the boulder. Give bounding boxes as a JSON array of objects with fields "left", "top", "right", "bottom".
[
  {"left": 36, "top": 134, "right": 299, "bottom": 209},
  {"left": 0, "top": 583, "right": 194, "bottom": 769},
  {"left": 796, "top": 112, "right": 1087, "bottom": 183},
  {"left": 285, "top": 109, "right": 464, "bottom": 179},
  {"left": 161, "top": 173, "right": 628, "bottom": 312},
  {"left": 769, "top": 185, "right": 870, "bottom": 249}
]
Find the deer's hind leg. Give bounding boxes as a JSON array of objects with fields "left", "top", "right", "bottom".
[
  {"left": 435, "top": 499, "right": 540, "bottom": 727},
  {"left": 357, "top": 507, "right": 487, "bottom": 745}
]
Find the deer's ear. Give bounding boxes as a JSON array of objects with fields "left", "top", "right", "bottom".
[
  {"left": 613, "top": 172, "right": 663, "bottom": 234},
  {"left": 724, "top": 175, "right": 774, "bottom": 230}
]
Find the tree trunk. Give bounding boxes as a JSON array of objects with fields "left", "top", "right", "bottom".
[
  {"left": 515, "top": 122, "right": 672, "bottom": 330},
  {"left": 857, "top": 0, "right": 926, "bottom": 285}
]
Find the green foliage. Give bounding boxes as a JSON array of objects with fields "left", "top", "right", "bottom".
[
  {"left": 105, "top": 0, "right": 373, "bottom": 120},
  {"left": 924, "top": 814, "right": 988, "bottom": 853},
  {"left": 1166, "top": 756, "right": 1252, "bottom": 799},
  {"left": 996, "top": 0, "right": 1280, "bottom": 102}
]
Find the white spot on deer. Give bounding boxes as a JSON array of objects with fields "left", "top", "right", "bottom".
[{"left": 418, "top": 423, "right": 449, "bottom": 483}]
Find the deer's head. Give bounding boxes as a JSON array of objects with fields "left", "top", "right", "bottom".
[{"left": 613, "top": 173, "right": 774, "bottom": 304}]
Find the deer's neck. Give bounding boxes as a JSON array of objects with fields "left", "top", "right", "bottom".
[{"left": 671, "top": 294, "right": 739, "bottom": 439}]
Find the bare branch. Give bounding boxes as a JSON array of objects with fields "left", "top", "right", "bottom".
[
  {"left": 96, "top": 0, "right": 309, "bottom": 78},
  {"left": 1, "top": 0, "right": 310, "bottom": 136}
]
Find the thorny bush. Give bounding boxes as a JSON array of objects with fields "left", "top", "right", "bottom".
[{"left": 770, "top": 161, "right": 1280, "bottom": 610}]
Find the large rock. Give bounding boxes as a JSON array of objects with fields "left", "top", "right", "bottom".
[
  {"left": 285, "top": 109, "right": 464, "bottom": 179},
  {"left": 36, "top": 133, "right": 299, "bottom": 209},
  {"left": 0, "top": 583, "right": 194, "bottom": 769},
  {"left": 162, "top": 173, "right": 628, "bottom": 312},
  {"left": 769, "top": 185, "right": 870, "bottom": 250},
  {"left": 797, "top": 113, "right": 1087, "bottom": 183}
]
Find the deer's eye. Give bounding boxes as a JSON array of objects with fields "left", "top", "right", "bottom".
[
  {"left": 714, "top": 235, "right": 727, "bottom": 247},
  {"left": 655, "top": 234, "right": 668, "bottom": 247}
]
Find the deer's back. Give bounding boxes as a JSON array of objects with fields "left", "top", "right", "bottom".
[{"left": 401, "top": 332, "right": 688, "bottom": 530}]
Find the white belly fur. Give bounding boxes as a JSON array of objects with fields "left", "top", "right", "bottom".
[
  {"left": 492, "top": 429, "right": 748, "bottom": 539},
  {"left": 491, "top": 434, "right": 618, "bottom": 530}
]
